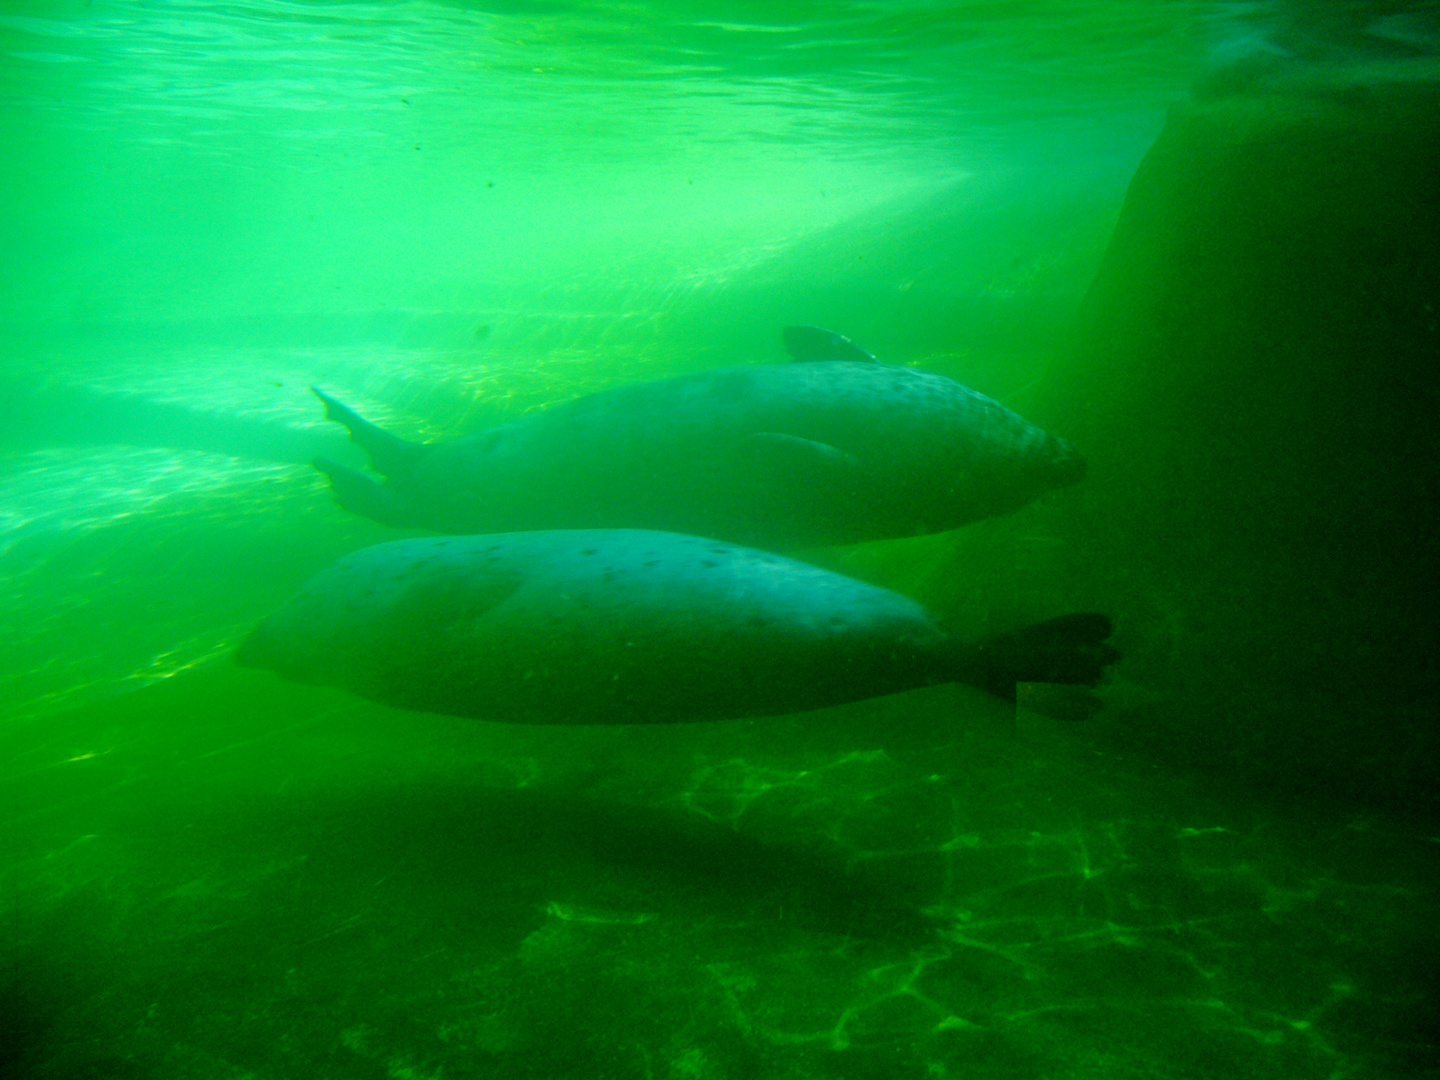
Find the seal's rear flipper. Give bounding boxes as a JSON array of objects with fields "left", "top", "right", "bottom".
[
  {"left": 311, "top": 386, "right": 424, "bottom": 479},
  {"left": 970, "top": 613, "right": 1120, "bottom": 720},
  {"left": 313, "top": 456, "right": 407, "bottom": 527}
]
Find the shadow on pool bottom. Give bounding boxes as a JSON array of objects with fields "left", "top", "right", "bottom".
[{"left": 4, "top": 668, "right": 1438, "bottom": 1080}]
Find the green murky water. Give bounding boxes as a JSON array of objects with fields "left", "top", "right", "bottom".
[{"left": 3, "top": 2, "right": 1437, "bottom": 1077}]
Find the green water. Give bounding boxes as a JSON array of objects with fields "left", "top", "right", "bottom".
[{"left": 4, "top": 1, "right": 1438, "bottom": 1077}]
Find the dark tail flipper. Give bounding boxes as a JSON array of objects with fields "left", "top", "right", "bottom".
[
  {"left": 311, "top": 386, "right": 424, "bottom": 479},
  {"left": 312, "top": 456, "right": 411, "bottom": 528},
  {"left": 973, "top": 613, "right": 1120, "bottom": 722}
]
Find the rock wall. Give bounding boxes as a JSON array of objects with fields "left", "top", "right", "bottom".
[{"left": 1034, "top": 79, "right": 1440, "bottom": 814}]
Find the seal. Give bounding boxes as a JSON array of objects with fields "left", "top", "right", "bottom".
[
  {"left": 235, "top": 529, "right": 1118, "bottom": 724},
  {"left": 311, "top": 328, "right": 1085, "bottom": 549}
]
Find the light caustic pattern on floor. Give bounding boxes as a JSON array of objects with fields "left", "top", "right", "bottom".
[{"left": 7, "top": 693, "right": 1431, "bottom": 1080}]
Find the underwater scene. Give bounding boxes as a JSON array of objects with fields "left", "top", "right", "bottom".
[{"left": 3, "top": 1, "right": 1438, "bottom": 1077}]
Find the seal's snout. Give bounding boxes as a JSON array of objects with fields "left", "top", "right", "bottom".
[
  {"left": 232, "top": 627, "right": 263, "bottom": 668},
  {"left": 1048, "top": 435, "right": 1087, "bottom": 488}
]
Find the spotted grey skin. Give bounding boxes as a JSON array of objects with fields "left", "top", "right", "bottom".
[
  {"left": 235, "top": 529, "right": 1117, "bottom": 725},
  {"left": 312, "top": 328, "right": 1085, "bottom": 550}
]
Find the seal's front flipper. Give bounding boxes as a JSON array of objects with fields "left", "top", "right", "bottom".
[
  {"left": 735, "top": 431, "right": 859, "bottom": 483},
  {"left": 311, "top": 386, "right": 424, "bottom": 479},
  {"left": 782, "top": 325, "right": 879, "bottom": 364},
  {"left": 313, "top": 456, "right": 407, "bottom": 528}
]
